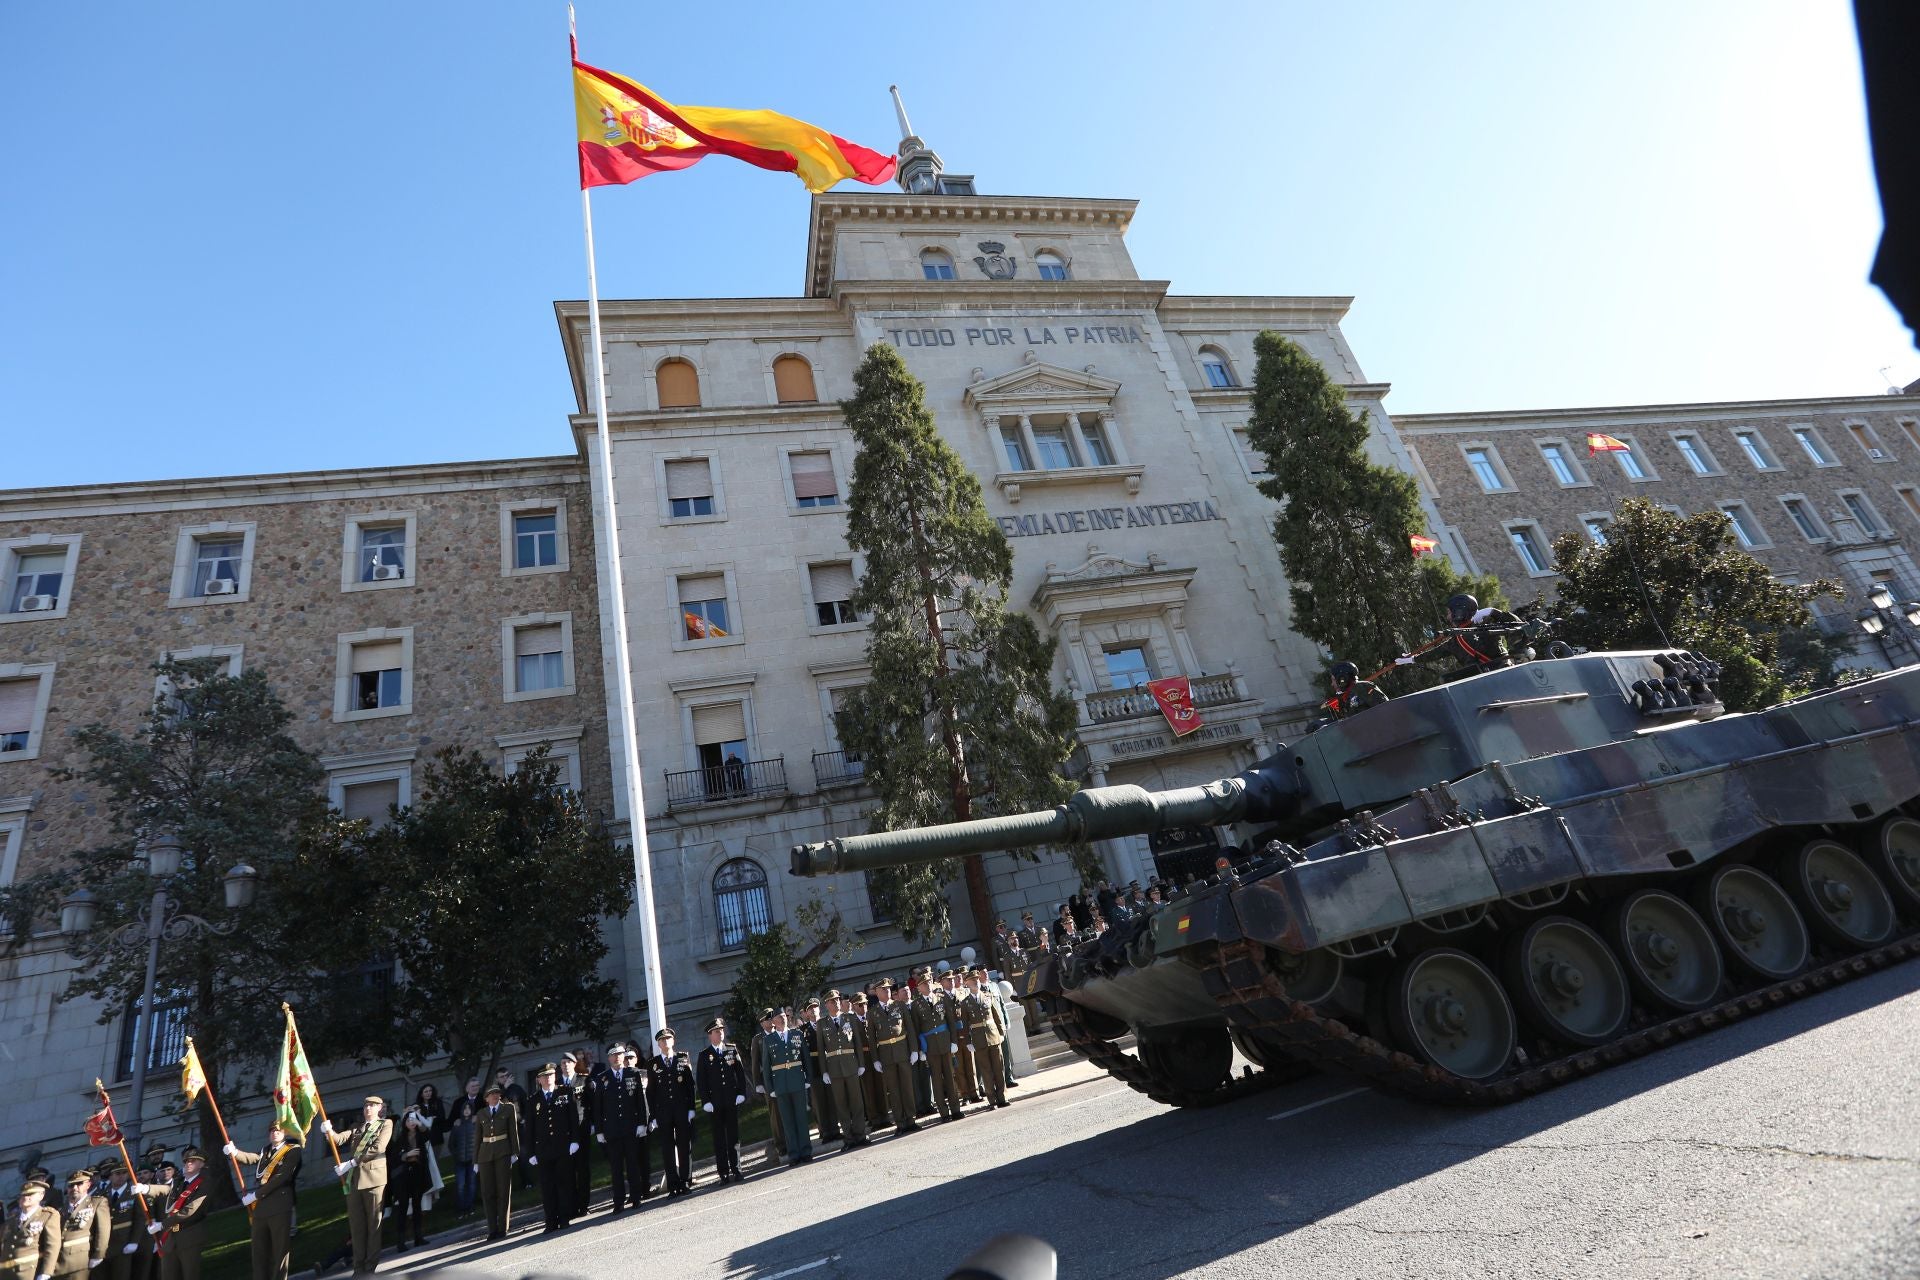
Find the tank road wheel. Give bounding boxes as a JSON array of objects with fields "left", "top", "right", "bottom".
[
  {"left": 1267, "top": 946, "right": 1343, "bottom": 1005},
  {"left": 1138, "top": 1026, "right": 1234, "bottom": 1095},
  {"left": 1387, "top": 948, "right": 1517, "bottom": 1081},
  {"left": 1606, "top": 889, "right": 1724, "bottom": 1012},
  {"left": 1695, "top": 864, "right": 1810, "bottom": 981},
  {"left": 1779, "top": 839, "right": 1897, "bottom": 950},
  {"left": 1504, "top": 916, "right": 1631, "bottom": 1046},
  {"left": 1868, "top": 816, "right": 1920, "bottom": 917}
]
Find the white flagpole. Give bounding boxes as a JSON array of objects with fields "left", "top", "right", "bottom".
[{"left": 574, "top": 5, "right": 668, "bottom": 1040}]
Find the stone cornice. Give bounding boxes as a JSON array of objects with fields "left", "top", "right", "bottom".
[
  {"left": 830, "top": 278, "right": 1172, "bottom": 314},
  {"left": 1397, "top": 393, "right": 1920, "bottom": 432},
  {"left": 567, "top": 402, "right": 846, "bottom": 447},
  {"left": 1156, "top": 295, "right": 1356, "bottom": 327},
  {"left": 806, "top": 193, "right": 1139, "bottom": 297},
  {"left": 0, "top": 456, "right": 586, "bottom": 520}
]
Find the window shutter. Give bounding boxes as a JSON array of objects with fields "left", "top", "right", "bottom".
[
  {"left": 773, "top": 356, "right": 817, "bottom": 403},
  {"left": 789, "top": 452, "right": 837, "bottom": 499},
  {"left": 0, "top": 679, "right": 36, "bottom": 735},
  {"left": 809, "top": 562, "right": 855, "bottom": 604},
  {"left": 350, "top": 640, "right": 403, "bottom": 674},
  {"left": 514, "top": 624, "right": 563, "bottom": 658},
  {"left": 664, "top": 459, "right": 712, "bottom": 500},
  {"left": 656, "top": 360, "right": 700, "bottom": 408},
  {"left": 692, "top": 701, "right": 747, "bottom": 746},
  {"left": 341, "top": 778, "right": 401, "bottom": 824},
  {"left": 678, "top": 574, "right": 725, "bottom": 604}
]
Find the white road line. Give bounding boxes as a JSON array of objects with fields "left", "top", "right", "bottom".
[
  {"left": 1267, "top": 1086, "right": 1369, "bottom": 1122},
  {"left": 763, "top": 1257, "right": 840, "bottom": 1279},
  {"left": 1049, "top": 1086, "right": 1131, "bottom": 1113}
]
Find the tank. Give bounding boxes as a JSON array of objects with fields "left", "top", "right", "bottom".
[{"left": 792, "top": 651, "right": 1920, "bottom": 1105}]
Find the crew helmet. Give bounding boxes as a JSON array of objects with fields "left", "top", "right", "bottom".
[{"left": 1447, "top": 593, "right": 1479, "bottom": 625}]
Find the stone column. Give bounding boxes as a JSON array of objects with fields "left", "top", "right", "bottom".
[
  {"left": 1017, "top": 414, "right": 1042, "bottom": 472},
  {"left": 1098, "top": 410, "right": 1128, "bottom": 464},
  {"left": 1065, "top": 412, "right": 1094, "bottom": 467}
]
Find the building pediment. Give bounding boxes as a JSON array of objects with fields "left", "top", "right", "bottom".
[{"left": 964, "top": 357, "right": 1122, "bottom": 410}]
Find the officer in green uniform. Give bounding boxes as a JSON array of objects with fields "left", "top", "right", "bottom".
[
  {"left": 866, "top": 979, "right": 920, "bottom": 1135},
  {"left": 817, "top": 991, "right": 869, "bottom": 1148},
  {"left": 473, "top": 1083, "right": 519, "bottom": 1241},
  {"left": 961, "top": 967, "right": 1011, "bottom": 1108},
  {"left": 320, "top": 1099, "right": 392, "bottom": 1275},
  {"left": 909, "top": 969, "right": 964, "bottom": 1121},
  {"left": 748, "top": 1009, "right": 786, "bottom": 1164},
  {"left": 850, "top": 991, "right": 890, "bottom": 1128},
  {"left": 796, "top": 999, "right": 838, "bottom": 1144},
  {"left": 151, "top": 1149, "right": 209, "bottom": 1280},
  {"left": 51, "top": 1171, "right": 107, "bottom": 1280},
  {"left": 763, "top": 1010, "right": 814, "bottom": 1166},
  {"left": 3, "top": 1178, "right": 60, "bottom": 1280},
  {"left": 98, "top": 1165, "right": 143, "bottom": 1280},
  {"left": 226, "top": 1121, "right": 301, "bottom": 1280}
]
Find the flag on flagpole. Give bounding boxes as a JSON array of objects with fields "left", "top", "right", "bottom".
[
  {"left": 1409, "top": 534, "right": 1438, "bottom": 556},
  {"left": 1586, "top": 432, "right": 1631, "bottom": 456},
  {"left": 180, "top": 1042, "right": 208, "bottom": 1105},
  {"left": 573, "top": 59, "right": 898, "bottom": 193},
  {"left": 273, "top": 1008, "right": 321, "bottom": 1137},
  {"left": 84, "top": 1099, "right": 123, "bottom": 1147},
  {"left": 1146, "top": 676, "right": 1205, "bottom": 738}
]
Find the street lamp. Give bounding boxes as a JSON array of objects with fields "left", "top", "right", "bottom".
[
  {"left": 1857, "top": 586, "right": 1920, "bottom": 666},
  {"left": 59, "top": 836, "right": 258, "bottom": 1149}
]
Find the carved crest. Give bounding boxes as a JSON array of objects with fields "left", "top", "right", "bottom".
[{"left": 973, "top": 241, "right": 1018, "bottom": 281}]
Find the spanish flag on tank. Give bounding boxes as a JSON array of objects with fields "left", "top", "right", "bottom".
[
  {"left": 574, "top": 59, "right": 897, "bottom": 193},
  {"left": 1586, "top": 432, "right": 1631, "bottom": 456}
]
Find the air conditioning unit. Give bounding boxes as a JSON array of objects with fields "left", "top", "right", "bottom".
[
  {"left": 204, "top": 578, "right": 238, "bottom": 595},
  {"left": 16, "top": 594, "right": 55, "bottom": 612},
  {"left": 371, "top": 563, "right": 404, "bottom": 581},
  {"left": 1870, "top": 448, "right": 1887, "bottom": 460}
]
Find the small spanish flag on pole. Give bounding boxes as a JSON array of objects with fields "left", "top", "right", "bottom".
[
  {"left": 1409, "top": 534, "right": 1438, "bottom": 557},
  {"left": 1586, "top": 432, "right": 1631, "bottom": 457}
]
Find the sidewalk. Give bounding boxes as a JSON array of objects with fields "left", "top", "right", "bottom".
[{"left": 316, "top": 1055, "right": 1111, "bottom": 1278}]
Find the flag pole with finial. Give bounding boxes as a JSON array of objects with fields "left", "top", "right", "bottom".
[
  {"left": 91, "top": 1080, "right": 154, "bottom": 1228},
  {"left": 182, "top": 1038, "right": 250, "bottom": 1219}
]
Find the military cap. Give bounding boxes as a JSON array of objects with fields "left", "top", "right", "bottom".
[
  {"left": 874, "top": 976, "right": 895, "bottom": 989},
  {"left": 158, "top": 1162, "right": 179, "bottom": 1177},
  {"left": 18, "top": 1179, "right": 48, "bottom": 1196},
  {"left": 803, "top": 996, "right": 822, "bottom": 1009},
  {"left": 482, "top": 1082, "right": 503, "bottom": 1098},
  {"left": 823, "top": 988, "right": 843, "bottom": 1000},
  {"left": 66, "top": 1169, "right": 94, "bottom": 1188},
  {"left": 970, "top": 965, "right": 989, "bottom": 975},
  {"left": 103, "top": 1163, "right": 127, "bottom": 1178},
  {"left": 654, "top": 1027, "right": 674, "bottom": 1041},
  {"left": 706, "top": 1017, "right": 726, "bottom": 1033},
  {"left": 363, "top": 1094, "right": 385, "bottom": 1107},
  {"left": 851, "top": 992, "right": 869, "bottom": 1005},
  {"left": 180, "top": 1147, "right": 205, "bottom": 1163},
  {"left": 606, "top": 1041, "right": 626, "bottom": 1054},
  {"left": 535, "top": 1063, "right": 557, "bottom": 1077},
  {"left": 757, "top": 1008, "right": 776, "bottom": 1021},
  {"left": 561, "top": 1051, "right": 578, "bottom": 1065}
]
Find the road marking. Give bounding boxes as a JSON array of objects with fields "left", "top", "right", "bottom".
[
  {"left": 1049, "top": 1086, "right": 1131, "bottom": 1113},
  {"left": 1267, "top": 1086, "right": 1369, "bottom": 1122},
  {"left": 764, "top": 1257, "right": 839, "bottom": 1279}
]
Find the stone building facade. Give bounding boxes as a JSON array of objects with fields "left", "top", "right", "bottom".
[
  {"left": 0, "top": 458, "right": 609, "bottom": 1165},
  {"left": 1397, "top": 395, "right": 1920, "bottom": 665}
]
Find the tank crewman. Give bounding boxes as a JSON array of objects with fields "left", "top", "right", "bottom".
[
  {"left": 473, "top": 1083, "right": 519, "bottom": 1241},
  {"left": 4, "top": 1178, "right": 60, "bottom": 1280},
  {"left": 522, "top": 1064, "right": 579, "bottom": 1233},
  {"left": 224, "top": 1122, "right": 301, "bottom": 1280},
  {"left": 99, "top": 1166, "right": 144, "bottom": 1280},
  {"left": 865, "top": 980, "right": 919, "bottom": 1135},
  {"left": 556, "top": 1053, "right": 593, "bottom": 1219},
  {"left": 152, "top": 1149, "right": 209, "bottom": 1280},
  {"left": 319, "top": 1100, "right": 390, "bottom": 1277},
  {"left": 909, "top": 969, "right": 965, "bottom": 1122},
  {"left": 817, "top": 991, "right": 870, "bottom": 1149},
  {"left": 1399, "top": 594, "right": 1523, "bottom": 678},
  {"left": 851, "top": 991, "right": 890, "bottom": 1128},
  {"left": 695, "top": 1020, "right": 750, "bottom": 1184},
  {"left": 796, "top": 1000, "right": 838, "bottom": 1144},
  {"left": 748, "top": 1010, "right": 787, "bottom": 1165},
  {"left": 1327, "top": 661, "right": 1389, "bottom": 716},
  {"left": 595, "top": 1045, "right": 650, "bottom": 1211},
  {"left": 961, "top": 968, "right": 1011, "bottom": 1109},
  {"left": 647, "top": 1029, "right": 698, "bottom": 1197},
  {"left": 51, "top": 1171, "right": 107, "bottom": 1280},
  {"left": 763, "top": 1010, "right": 814, "bottom": 1167},
  {"left": 944, "top": 969, "right": 982, "bottom": 1105}
]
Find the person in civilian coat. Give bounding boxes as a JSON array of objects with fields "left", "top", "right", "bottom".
[{"left": 443, "top": 1079, "right": 482, "bottom": 1217}]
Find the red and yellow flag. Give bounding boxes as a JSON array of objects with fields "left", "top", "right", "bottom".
[
  {"left": 1586, "top": 432, "right": 1630, "bottom": 456},
  {"left": 1147, "top": 676, "right": 1205, "bottom": 738},
  {"left": 574, "top": 60, "right": 897, "bottom": 193},
  {"left": 1409, "top": 534, "right": 1438, "bottom": 557}
]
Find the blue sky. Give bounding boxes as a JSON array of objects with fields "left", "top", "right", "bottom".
[{"left": 3, "top": 2, "right": 1911, "bottom": 489}]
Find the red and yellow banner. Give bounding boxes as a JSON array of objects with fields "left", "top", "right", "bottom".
[
  {"left": 574, "top": 60, "right": 897, "bottom": 193},
  {"left": 1409, "top": 534, "right": 1438, "bottom": 556},
  {"left": 1586, "top": 432, "right": 1630, "bottom": 456},
  {"left": 1147, "top": 676, "right": 1204, "bottom": 738}
]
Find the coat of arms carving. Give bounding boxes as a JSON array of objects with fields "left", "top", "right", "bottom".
[{"left": 973, "top": 241, "right": 1018, "bottom": 280}]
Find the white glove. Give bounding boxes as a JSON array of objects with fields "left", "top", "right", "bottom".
[
  {"left": 333, "top": 1160, "right": 355, "bottom": 1177},
  {"left": 89, "top": 1262, "right": 101, "bottom": 1270},
  {"left": 702, "top": 1102, "right": 713, "bottom": 1114},
  {"left": 872, "top": 1060, "right": 881, "bottom": 1070},
  {"left": 528, "top": 1156, "right": 538, "bottom": 1167},
  {"left": 733, "top": 1095, "right": 745, "bottom": 1105},
  {"left": 910, "top": 1052, "right": 919, "bottom": 1064},
  {"left": 221, "top": 1143, "right": 237, "bottom": 1156},
  {"left": 320, "top": 1120, "right": 334, "bottom": 1136},
  {"left": 821, "top": 1073, "right": 830, "bottom": 1083},
  {"left": 568, "top": 1142, "right": 579, "bottom": 1155},
  {"left": 950, "top": 1044, "right": 959, "bottom": 1055},
  {"left": 755, "top": 1085, "right": 765, "bottom": 1095},
  {"left": 857, "top": 1067, "right": 866, "bottom": 1077},
  {"left": 1394, "top": 655, "right": 1415, "bottom": 666},
  {"left": 634, "top": 1124, "right": 643, "bottom": 1137},
  {"left": 147, "top": 1225, "right": 164, "bottom": 1237},
  {"left": 509, "top": 1155, "right": 518, "bottom": 1165},
  {"left": 595, "top": 1133, "right": 605, "bottom": 1144},
  {"left": 241, "top": 1193, "right": 256, "bottom": 1206},
  {"left": 648, "top": 1120, "right": 658, "bottom": 1133},
  {"left": 122, "top": 1245, "right": 138, "bottom": 1256}
]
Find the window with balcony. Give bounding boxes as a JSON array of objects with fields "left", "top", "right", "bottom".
[
  {"left": 1103, "top": 645, "right": 1154, "bottom": 690},
  {"left": 1079, "top": 418, "right": 1117, "bottom": 466},
  {"left": 1031, "top": 425, "right": 1079, "bottom": 470},
  {"left": 684, "top": 700, "right": 758, "bottom": 804},
  {"left": 999, "top": 427, "right": 1031, "bottom": 471},
  {"left": 713, "top": 858, "right": 772, "bottom": 950}
]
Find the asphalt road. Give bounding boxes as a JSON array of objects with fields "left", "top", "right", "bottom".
[{"left": 414, "top": 964, "right": 1920, "bottom": 1280}]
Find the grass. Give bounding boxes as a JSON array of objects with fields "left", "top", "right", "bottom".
[{"left": 197, "top": 1102, "right": 779, "bottom": 1280}]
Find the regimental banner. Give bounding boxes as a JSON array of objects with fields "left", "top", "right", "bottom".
[{"left": 1147, "top": 676, "right": 1204, "bottom": 737}]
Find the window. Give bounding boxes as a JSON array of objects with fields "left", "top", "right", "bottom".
[
  {"left": 1734, "top": 430, "right": 1780, "bottom": 471},
  {"left": 1897, "top": 485, "right": 1920, "bottom": 523},
  {"left": 500, "top": 729, "right": 585, "bottom": 794},
  {"left": 0, "top": 804, "right": 25, "bottom": 889},
  {"left": 1032, "top": 425, "right": 1079, "bottom": 470},
  {"left": 325, "top": 751, "right": 415, "bottom": 829},
  {"left": 808, "top": 562, "right": 858, "bottom": 627},
  {"left": 155, "top": 645, "right": 244, "bottom": 713},
  {"left": 1719, "top": 503, "right": 1767, "bottom": 549},
  {"left": 166, "top": 522, "right": 257, "bottom": 606},
  {"left": 772, "top": 354, "right": 817, "bottom": 403},
  {"left": 678, "top": 574, "right": 731, "bottom": 641},
  {"left": 341, "top": 513, "right": 416, "bottom": 592},
  {"left": 1508, "top": 524, "right": 1551, "bottom": 575},
  {"left": 334, "top": 629, "right": 413, "bottom": 721},
  {"left": 1582, "top": 517, "right": 1611, "bottom": 545},
  {"left": 188, "top": 539, "right": 241, "bottom": 596},
  {"left": 500, "top": 499, "right": 570, "bottom": 576},
  {"left": 1899, "top": 420, "right": 1920, "bottom": 454},
  {"left": 920, "top": 249, "right": 956, "bottom": 281},
  {"left": 1034, "top": 250, "right": 1069, "bottom": 281},
  {"left": 1103, "top": 645, "right": 1154, "bottom": 690},
  {"left": 1197, "top": 346, "right": 1238, "bottom": 389},
  {"left": 119, "top": 991, "right": 190, "bottom": 1082},
  {"left": 504, "top": 614, "right": 574, "bottom": 701},
  {"left": 8, "top": 553, "right": 66, "bottom": 613},
  {"left": 713, "top": 858, "right": 772, "bottom": 951},
  {"left": 788, "top": 451, "right": 839, "bottom": 508},
  {"left": 359, "top": 526, "right": 406, "bottom": 581},
  {"left": 692, "top": 702, "right": 751, "bottom": 802},
  {"left": 1538, "top": 442, "right": 1581, "bottom": 486},
  {"left": 1, "top": 535, "right": 81, "bottom": 623},
  {"left": 1232, "top": 427, "right": 1269, "bottom": 477},
  {"left": 999, "top": 425, "right": 1031, "bottom": 471},
  {"left": 665, "top": 458, "right": 716, "bottom": 519},
  {"left": 1079, "top": 418, "right": 1116, "bottom": 466},
  {"left": 1613, "top": 443, "right": 1650, "bottom": 480},
  {"left": 341, "top": 777, "right": 401, "bottom": 827},
  {"left": 656, "top": 358, "right": 701, "bottom": 408},
  {"left": 864, "top": 872, "right": 894, "bottom": 923},
  {"left": 0, "top": 667, "right": 55, "bottom": 760},
  {"left": 1841, "top": 491, "right": 1885, "bottom": 535},
  {"left": 1673, "top": 434, "right": 1719, "bottom": 476},
  {"left": 1464, "top": 447, "right": 1507, "bottom": 492},
  {"left": 1847, "top": 422, "right": 1891, "bottom": 462},
  {"left": 1791, "top": 427, "right": 1835, "bottom": 466},
  {"left": 1781, "top": 497, "right": 1827, "bottom": 542}
]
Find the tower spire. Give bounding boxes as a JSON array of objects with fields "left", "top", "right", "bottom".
[
  {"left": 889, "top": 84, "right": 915, "bottom": 144},
  {"left": 887, "top": 84, "right": 959, "bottom": 194}
]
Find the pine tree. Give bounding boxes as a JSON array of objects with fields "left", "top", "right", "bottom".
[
  {"left": 834, "top": 343, "right": 1091, "bottom": 945},
  {"left": 1245, "top": 332, "right": 1503, "bottom": 680}
]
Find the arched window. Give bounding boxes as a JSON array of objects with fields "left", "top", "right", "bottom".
[
  {"left": 713, "top": 858, "right": 772, "bottom": 950},
  {"left": 772, "top": 354, "right": 817, "bottom": 403},
  {"left": 1035, "top": 250, "right": 1069, "bottom": 281},
  {"left": 656, "top": 358, "right": 701, "bottom": 408},
  {"left": 920, "top": 248, "right": 956, "bottom": 281},
  {"left": 1198, "top": 346, "right": 1238, "bottom": 389}
]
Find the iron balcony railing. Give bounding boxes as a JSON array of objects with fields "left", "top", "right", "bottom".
[
  {"left": 812, "top": 748, "right": 867, "bottom": 789},
  {"left": 664, "top": 756, "right": 788, "bottom": 808},
  {"left": 1083, "top": 672, "right": 1243, "bottom": 725}
]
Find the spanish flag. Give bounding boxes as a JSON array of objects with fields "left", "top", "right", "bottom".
[
  {"left": 1409, "top": 534, "right": 1438, "bottom": 557},
  {"left": 574, "top": 60, "right": 897, "bottom": 194},
  {"left": 1586, "top": 432, "right": 1631, "bottom": 456}
]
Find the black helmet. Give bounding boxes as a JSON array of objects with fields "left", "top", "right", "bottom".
[
  {"left": 1447, "top": 593, "right": 1478, "bottom": 625},
  {"left": 1330, "top": 661, "right": 1359, "bottom": 687}
]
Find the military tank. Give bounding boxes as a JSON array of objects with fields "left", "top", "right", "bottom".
[{"left": 791, "top": 650, "right": 1920, "bottom": 1106}]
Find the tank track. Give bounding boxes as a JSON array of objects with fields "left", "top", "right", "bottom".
[
  {"left": 1047, "top": 1002, "right": 1301, "bottom": 1108},
  {"left": 1199, "top": 930, "right": 1920, "bottom": 1104}
]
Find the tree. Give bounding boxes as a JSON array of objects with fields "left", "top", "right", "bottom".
[
  {"left": 720, "top": 924, "right": 833, "bottom": 1042},
  {"left": 1548, "top": 498, "right": 1843, "bottom": 710},
  {"left": 1245, "top": 332, "right": 1503, "bottom": 682},
  {"left": 353, "top": 747, "right": 635, "bottom": 1084},
  {"left": 834, "top": 343, "right": 1094, "bottom": 946}
]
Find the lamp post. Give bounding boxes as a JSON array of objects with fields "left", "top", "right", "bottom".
[
  {"left": 1856, "top": 584, "right": 1920, "bottom": 667},
  {"left": 59, "top": 836, "right": 258, "bottom": 1150}
]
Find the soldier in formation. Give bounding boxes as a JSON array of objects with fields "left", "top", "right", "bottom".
[
  {"left": 320, "top": 1101, "right": 390, "bottom": 1277},
  {"left": 595, "top": 1043, "right": 650, "bottom": 1211},
  {"left": 4, "top": 1177, "right": 60, "bottom": 1280},
  {"left": 748, "top": 1009, "right": 786, "bottom": 1165},
  {"left": 150, "top": 1149, "right": 208, "bottom": 1280},
  {"left": 51, "top": 1171, "right": 106, "bottom": 1280},
  {"left": 910, "top": 968, "right": 965, "bottom": 1122},
  {"left": 647, "top": 1030, "right": 698, "bottom": 1197},
  {"left": 816, "top": 991, "right": 870, "bottom": 1149},
  {"left": 697, "top": 1019, "right": 750, "bottom": 1184},
  {"left": 474, "top": 1082, "right": 519, "bottom": 1241},
  {"left": 97, "top": 1166, "right": 143, "bottom": 1280},
  {"left": 225, "top": 1120, "right": 301, "bottom": 1280},
  {"left": 762, "top": 1009, "right": 814, "bottom": 1166},
  {"left": 556, "top": 1053, "right": 594, "bottom": 1218},
  {"left": 521, "top": 1064, "right": 578, "bottom": 1234}
]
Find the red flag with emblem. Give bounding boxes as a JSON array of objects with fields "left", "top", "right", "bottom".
[
  {"left": 85, "top": 1103, "right": 123, "bottom": 1147},
  {"left": 1147, "top": 676, "right": 1205, "bottom": 737}
]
